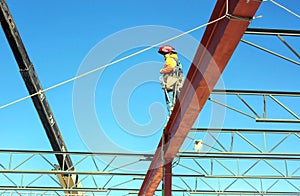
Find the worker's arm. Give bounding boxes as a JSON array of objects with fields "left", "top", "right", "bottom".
[{"left": 160, "top": 57, "right": 177, "bottom": 74}]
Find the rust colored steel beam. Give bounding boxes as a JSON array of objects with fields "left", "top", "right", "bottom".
[{"left": 139, "top": 0, "right": 262, "bottom": 195}]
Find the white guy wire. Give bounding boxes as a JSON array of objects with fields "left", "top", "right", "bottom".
[{"left": 0, "top": 1, "right": 230, "bottom": 110}]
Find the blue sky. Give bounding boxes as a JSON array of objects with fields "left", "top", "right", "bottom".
[
  {"left": 0, "top": 0, "right": 215, "bottom": 151},
  {"left": 0, "top": 0, "right": 299, "bottom": 195}
]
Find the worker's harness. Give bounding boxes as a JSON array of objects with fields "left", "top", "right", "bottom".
[{"left": 160, "top": 58, "right": 184, "bottom": 111}]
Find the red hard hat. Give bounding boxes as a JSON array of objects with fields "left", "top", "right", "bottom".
[{"left": 158, "top": 45, "right": 176, "bottom": 55}]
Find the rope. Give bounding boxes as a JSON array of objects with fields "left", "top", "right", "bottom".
[
  {"left": 0, "top": 2, "right": 229, "bottom": 110},
  {"left": 269, "top": 0, "right": 300, "bottom": 19}
]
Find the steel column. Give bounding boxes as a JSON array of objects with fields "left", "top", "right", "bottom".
[{"left": 162, "top": 131, "right": 172, "bottom": 196}]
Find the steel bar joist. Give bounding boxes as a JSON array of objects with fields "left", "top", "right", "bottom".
[
  {"left": 0, "top": 188, "right": 299, "bottom": 195},
  {"left": 139, "top": 0, "right": 262, "bottom": 195},
  {"left": 244, "top": 28, "right": 300, "bottom": 65},
  {"left": 0, "top": 189, "right": 300, "bottom": 196},
  {"left": 210, "top": 89, "right": 300, "bottom": 123},
  {"left": 177, "top": 128, "right": 300, "bottom": 194},
  {"left": 0, "top": 145, "right": 299, "bottom": 195},
  {"left": 0, "top": 0, "right": 79, "bottom": 193},
  {"left": 245, "top": 28, "right": 300, "bottom": 37}
]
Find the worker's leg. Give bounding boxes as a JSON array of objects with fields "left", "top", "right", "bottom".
[
  {"left": 164, "top": 76, "right": 180, "bottom": 116},
  {"left": 164, "top": 89, "right": 174, "bottom": 116}
]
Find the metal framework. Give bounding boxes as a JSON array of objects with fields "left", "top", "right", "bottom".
[
  {"left": 1, "top": 92, "right": 297, "bottom": 195},
  {"left": 244, "top": 28, "right": 300, "bottom": 66},
  {"left": 210, "top": 89, "right": 300, "bottom": 123},
  {"left": 0, "top": 0, "right": 300, "bottom": 195},
  {"left": 0, "top": 128, "right": 299, "bottom": 195}
]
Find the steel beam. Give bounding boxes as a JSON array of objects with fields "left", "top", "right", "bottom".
[
  {"left": 189, "top": 190, "right": 300, "bottom": 195},
  {"left": 1, "top": 145, "right": 300, "bottom": 155},
  {"left": 0, "top": 0, "right": 79, "bottom": 194},
  {"left": 0, "top": 0, "right": 72, "bottom": 171},
  {"left": 190, "top": 128, "right": 300, "bottom": 133},
  {"left": 138, "top": 0, "right": 262, "bottom": 195},
  {"left": 162, "top": 131, "right": 172, "bottom": 195},
  {"left": 1, "top": 149, "right": 300, "bottom": 160},
  {"left": 179, "top": 152, "right": 300, "bottom": 160},
  {"left": 211, "top": 89, "right": 300, "bottom": 96},
  {"left": 0, "top": 187, "right": 298, "bottom": 195},
  {"left": 0, "top": 150, "right": 299, "bottom": 163},
  {"left": 1, "top": 170, "right": 300, "bottom": 178},
  {"left": 245, "top": 28, "right": 300, "bottom": 36}
]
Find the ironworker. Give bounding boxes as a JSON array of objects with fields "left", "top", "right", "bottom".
[{"left": 158, "top": 45, "right": 184, "bottom": 116}]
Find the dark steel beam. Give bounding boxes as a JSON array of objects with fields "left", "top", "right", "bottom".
[
  {"left": 189, "top": 190, "right": 300, "bottom": 195},
  {"left": 211, "top": 89, "right": 300, "bottom": 96},
  {"left": 4, "top": 169, "right": 300, "bottom": 179},
  {"left": 0, "top": 0, "right": 79, "bottom": 193},
  {"left": 190, "top": 128, "right": 300, "bottom": 133},
  {"left": 256, "top": 118, "right": 300, "bottom": 123},
  {"left": 179, "top": 152, "right": 300, "bottom": 160},
  {"left": 139, "top": 0, "right": 262, "bottom": 195},
  {"left": 0, "top": 0, "right": 72, "bottom": 171},
  {"left": 0, "top": 186, "right": 298, "bottom": 195},
  {"left": 245, "top": 28, "right": 300, "bottom": 36},
  {"left": 0, "top": 149, "right": 299, "bottom": 160},
  {"left": 0, "top": 149, "right": 153, "bottom": 157}
]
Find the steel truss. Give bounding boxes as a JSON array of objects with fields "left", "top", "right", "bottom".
[
  {"left": 0, "top": 127, "right": 299, "bottom": 195},
  {"left": 0, "top": 0, "right": 299, "bottom": 195},
  {"left": 244, "top": 28, "right": 300, "bottom": 66},
  {"left": 179, "top": 128, "right": 300, "bottom": 195},
  {"left": 209, "top": 89, "right": 300, "bottom": 123},
  {"left": 0, "top": 89, "right": 298, "bottom": 194}
]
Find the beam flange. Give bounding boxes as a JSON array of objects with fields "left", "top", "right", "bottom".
[{"left": 245, "top": 28, "right": 300, "bottom": 36}]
